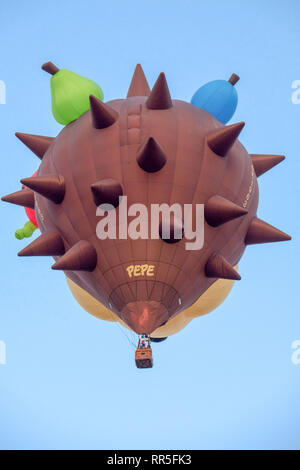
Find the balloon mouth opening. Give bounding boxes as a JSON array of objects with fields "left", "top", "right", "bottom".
[{"left": 120, "top": 301, "right": 170, "bottom": 335}]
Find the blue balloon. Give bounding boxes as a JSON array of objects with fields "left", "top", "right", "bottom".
[{"left": 191, "top": 79, "right": 238, "bottom": 124}]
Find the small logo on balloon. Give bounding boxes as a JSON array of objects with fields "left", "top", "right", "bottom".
[{"left": 126, "top": 264, "right": 155, "bottom": 278}]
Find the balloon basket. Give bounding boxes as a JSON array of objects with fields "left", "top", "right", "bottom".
[{"left": 135, "top": 348, "right": 153, "bottom": 369}]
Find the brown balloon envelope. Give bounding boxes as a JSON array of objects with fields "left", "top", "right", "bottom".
[{"left": 4, "top": 64, "right": 291, "bottom": 335}]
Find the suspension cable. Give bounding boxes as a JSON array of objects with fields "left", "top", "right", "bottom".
[{"left": 114, "top": 321, "right": 138, "bottom": 350}]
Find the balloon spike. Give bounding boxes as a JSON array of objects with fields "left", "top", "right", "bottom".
[
  {"left": 15, "top": 132, "right": 54, "bottom": 159},
  {"left": 51, "top": 240, "right": 97, "bottom": 272},
  {"left": 1, "top": 189, "right": 35, "bottom": 209},
  {"left": 89, "top": 95, "right": 118, "bottom": 129},
  {"left": 250, "top": 154, "right": 285, "bottom": 177},
  {"left": 206, "top": 122, "right": 245, "bottom": 157},
  {"left": 146, "top": 73, "right": 172, "bottom": 110},
  {"left": 127, "top": 64, "right": 150, "bottom": 97},
  {"left": 137, "top": 137, "right": 167, "bottom": 172},
  {"left": 245, "top": 218, "right": 291, "bottom": 245},
  {"left": 18, "top": 230, "right": 65, "bottom": 257},
  {"left": 159, "top": 217, "right": 184, "bottom": 244},
  {"left": 91, "top": 178, "right": 123, "bottom": 208},
  {"left": 205, "top": 195, "right": 247, "bottom": 227},
  {"left": 21, "top": 175, "right": 65, "bottom": 204},
  {"left": 205, "top": 253, "right": 241, "bottom": 280}
]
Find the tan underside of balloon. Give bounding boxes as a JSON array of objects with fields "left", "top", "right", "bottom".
[{"left": 66, "top": 268, "right": 238, "bottom": 337}]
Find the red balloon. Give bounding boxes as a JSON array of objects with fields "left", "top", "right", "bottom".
[{"left": 24, "top": 170, "right": 38, "bottom": 227}]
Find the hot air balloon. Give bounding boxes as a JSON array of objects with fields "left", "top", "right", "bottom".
[{"left": 2, "top": 62, "right": 291, "bottom": 368}]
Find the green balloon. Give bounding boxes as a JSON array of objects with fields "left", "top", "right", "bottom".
[
  {"left": 23, "top": 227, "right": 32, "bottom": 238},
  {"left": 15, "top": 229, "right": 24, "bottom": 240},
  {"left": 23, "top": 221, "right": 37, "bottom": 237},
  {"left": 15, "top": 221, "right": 37, "bottom": 240},
  {"left": 50, "top": 69, "right": 104, "bottom": 125}
]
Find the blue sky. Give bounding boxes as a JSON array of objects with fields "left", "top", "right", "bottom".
[{"left": 0, "top": 0, "right": 299, "bottom": 450}]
